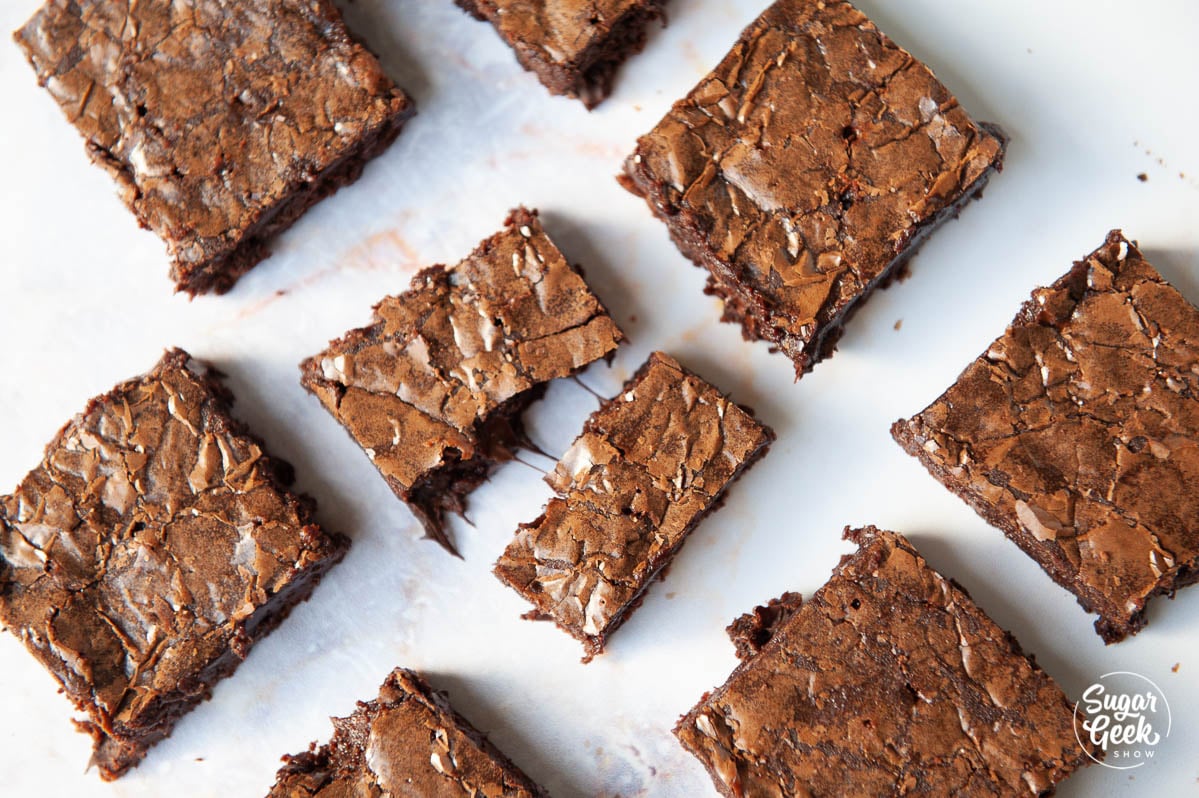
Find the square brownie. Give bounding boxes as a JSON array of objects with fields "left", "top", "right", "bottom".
[
  {"left": 678, "top": 527, "right": 1094, "bottom": 796},
  {"left": 267, "top": 668, "right": 548, "bottom": 797},
  {"left": 14, "top": 0, "right": 414, "bottom": 295},
  {"left": 301, "top": 208, "right": 623, "bottom": 556},
  {"left": 621, "top": 0, "right": 1006, "bottom": 376},
  {"left": 0, "top": 349, "right": 349, "bottom": 780},
  {"left": 456, "top": 0, "right": 667, "bottom": 108},
  {"left": 893, "top": 231, "right": 1199, "bottom": 642},
  {"left": 494, "top": 351, "right": 774, "bottom": 660}
]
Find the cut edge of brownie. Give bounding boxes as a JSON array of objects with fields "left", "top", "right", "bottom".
[
  {"left": 170, "top": 100, "right": 414, "bottom": 296},
  {"left": 496, "top": 351, "right": 776, "bottom": 662},
  {"left": 675, "top": 525, "right": 1098, "bottom": 797},
  {"left": 891, "top": 230, "right": 1199, "bottom": 643},
  {"left": 270, "top": 668, "right": 550, "bottom": 797},
  {"left": 0, "top": 349, "right": 350, "bottom": 780},
  {"left": 300, "top": 208, "right": 623, "bottom": 557},
  {"left": 455, "top": 0, "right": 667, "bottom": 109},
  {"left": 620, "top": 123, "right": 1007, "bottom": 378}
]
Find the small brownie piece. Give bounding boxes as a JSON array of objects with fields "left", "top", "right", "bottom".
[
  {"left": 267, "top": 668, "right": 548, "bottom": 797},
  {"left": 0, "top": 349, "right": 349, "bottom": 780},
  {"left": 725, "top": 589, "right": 802, "bottom": 661},
  {"left": 301, "top": 208, "right": 623, "bottom": 556},
  {"left": 893, "top": 231, "right": 1199, "bottom": 643},
  {"left": 456, "top": 0, "right": 667, "bottom": 108},
  {"left": 495, "top": 352, "right": 774, "bottom": 660},
  {"left": 621, "top": 0, "right": 1006, "bottom": 376},
  {"left": 678, "top": 527, "right": 1094, "bottom": 797},
  {"left": 14, "top": 0, "right": 413, "bottom": 295}
]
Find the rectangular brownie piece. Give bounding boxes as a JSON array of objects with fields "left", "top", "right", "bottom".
[
  {"left": 893, "top": 231, "right": 1199, "bottom": 642},
  {"left": 678, "top": 526, "right": 1094, "bottom": 797},
  {"left": 621, "top": 0, "right": 1006, "bottom": 376},
  {"left": 456, "top": 0, "right": 667, "bottom": 108},
  {"left": 301, "top": 208, "right": 623, "bottom": 556},
  {"left": 14, "top": 0, "right": 414, "bottom": 296},
  {"left": 494, "top": 351, "right": 774, "bottom": 660},
  {"left": 0, "top": 349, "right": 349, "bottom": 780},
  {"left": 267, "top": 668, "right": 548, "bottom": 797}
]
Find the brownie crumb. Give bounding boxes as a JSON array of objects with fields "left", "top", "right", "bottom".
[{"left": 1137, "top": 173, "right": 1149, "bottom": 182}]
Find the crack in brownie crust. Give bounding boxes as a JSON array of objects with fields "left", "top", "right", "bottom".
[
  {"left": 0, "top": 349, "right": 349, "bottom": 780},
  {"left": 893, "top": 231, "right": 1199, "bottom": 642},
  {"left": 456, "top": 0, "right": 667, "bottom": 108},
  {"left": 268, "top": 668, "right": 549, "bottom": 797},
  {"left": 14, "top": 0, "right": 414, "bottom": 295},
  {"left": 621, "top": 0, "right": 1005, "bottom": 376},
  {"left": 678, "top": 527, "right": 1094, "bottom": 797},
  {"left": 301, "top": 208, "right": 623, "bottom": 556},
  {"left": 495, "top": 352, "right": 774, "bottom": 660}
]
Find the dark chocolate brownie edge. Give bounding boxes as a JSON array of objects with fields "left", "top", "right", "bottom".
[
  {"left": 890, "top": 416, "right": 1140, "bottom": 643},
  {"left": 621, "top": 124, "right": 1008, "bottom": 377},
  {"left": 88, "top": 531, "right": 346, "bottom": 779},
  {"left": 172, "top": 99, "right": 414, "bottom": 296},
  {"left": 455, "top": 0, "right": 666, "bottom": 109}
]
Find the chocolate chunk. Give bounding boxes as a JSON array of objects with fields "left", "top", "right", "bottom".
[
  {"left": 495, "top": 351, "right": 774, "bottom": 660},
  {"left": 621, "top": 0, "right": 1006, "bottom": 376},
  {"left": 725, "top": 590, "right": 802, "bottom": 660},
  {"left": 0, "top": 349, "right": 349, "bottom": 780},
  {"left": 267, "top": 668, "right": 548, "bottom": 797},
  {"left": 893, "top": 231, "right": 1199, "bottom": 642},
  {"left": 456, "top": 0, "right": 667, "bottom": 108},
  {"left": 13, "top": 0, "right": 414, "bottom": 295},
  {"left": 678, "top": 526, "right": 1095, "bottom": 797},
  {"left": 301, "top": 208, "right": 623, "bottom": 555}
]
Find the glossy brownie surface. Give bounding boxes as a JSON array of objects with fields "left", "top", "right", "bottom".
[
  {"left": 301, "top": 208, "right": 623, "bottom": 554},
  {"left": 457, "top": 0, "right": 666, "bottom": 107},
  {"left": 267, "top": 668, "right": 548, "bottom": 797},
  {"left": 678, "top": 527, "right": 1093, "bottom": 796},
  {"left": 14, "top": 0, "right": 413, "bottom": 294},
  {"left": 623, "top": 0, "right": 1005, "bottom": 374},
  {"left": 894, "top": 232, "right": 1199, "bottom": 642},
  {"left": 0, "top": 349, "right": 348, "bottom": 779},
  {"left": 495, "top": 351, "right": 773, "bottom": 659}
]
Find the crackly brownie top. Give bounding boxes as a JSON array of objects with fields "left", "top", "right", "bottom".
[
  {"left": 301, "top": 208, "right": 622, "bottom": 492},
  {"left": 0, "top": 349, "right": 342, "bottom": 736},
  {"left": 494, "top": 352, "right": 773, "bottom": 643},
  {"left": 628, "top": 0, "right": 1003, "bottom": 351},
  {"left": 895, "top": 232, "right": 1199, "bottom": 632},
  {"left": 678, "top": 527, "right": 1090, "bottom": 796},
  {"left": 15, "top": 0, "right": 411, "bottom": 271},
  {"left": 472, "top": 1, "right": 652, "bottom": 66},
  {"left": 268, "top": 668, "right": 547, "bottom": 797}
]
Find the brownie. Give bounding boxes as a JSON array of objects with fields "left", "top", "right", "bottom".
[
  {"left": 14, "top": 0, "right": 414, "bottom": 296},
  {"left": 456, "top": 0, "right": 667, "bottom": 108},
  {"left": 678, "top": 527, "right": 1094, "bottom": 797},
  {"left": 301, "top": 208, "right": 623, "bottom": 556},
  {"left": 494, "top": 351, "right": 774, "bottom": 660},
  {"left": 621, "top": 0, "right": 1006, "bottom": 376},
  {"left": 0, "top": 349, "right": 349, "bottom": 780},
  {"left": 267, "top": 668, "right": 548, "bottom": 797},
  {"left": 893, "top": 231, "right": 1199, "bottom": 643}
]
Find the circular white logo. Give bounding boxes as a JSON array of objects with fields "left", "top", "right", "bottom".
[{"left": 1074, "top": 671, "right": 1171, "bottom": 769}]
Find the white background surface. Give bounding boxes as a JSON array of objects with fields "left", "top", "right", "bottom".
[{"left": 1, "top": 1, "right": 1197, "bottom": 795}]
